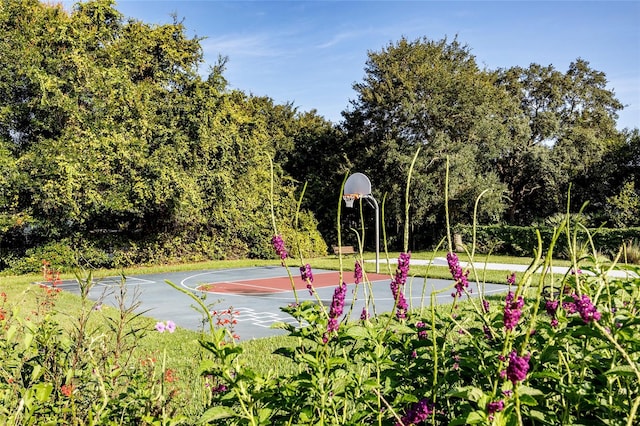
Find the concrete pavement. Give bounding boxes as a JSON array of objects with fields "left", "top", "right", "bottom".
[{"left": 43, "top": 265, "right": 509, "bottom": 341}]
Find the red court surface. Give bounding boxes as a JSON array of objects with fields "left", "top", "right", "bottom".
[{"left": 196, "top": 271, "right": 391, "bottom": 295}]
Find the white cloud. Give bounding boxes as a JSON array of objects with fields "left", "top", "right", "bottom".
[{"left": 201, "top": 33, "right": 282, "bottom": 58}]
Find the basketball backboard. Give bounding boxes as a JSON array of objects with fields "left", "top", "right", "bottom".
[{"left": 344, "top": 173, "right": 372, "bottom": 196}]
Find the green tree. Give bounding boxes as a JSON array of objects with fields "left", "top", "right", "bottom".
[
  {"left": 605, "top": 179, "right": 640, "bottom": 228},
  {"left": 496, "top": 60, "right": 625, "bottom": 223},
  {"left": 0, "top": 0, "right": 326, "bottom": 269},
  {"left": 282, "top": 110, "right": 349, "bottom": 248},
  {"left": 342, "top": 37, "right": 522, "bottom": 248}
]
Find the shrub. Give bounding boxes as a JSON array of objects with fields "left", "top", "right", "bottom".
[
  {"left": 0, "top": 276, "right": 190, "bottom": 424},
  {"left": 456, "top": 224, "right": 640, "bottom": 259},
  {"left": 6, "top": 239, "right": 81, "bottom": 274},
  {"left": 623, "top": 240, "right": 640, "bottom": 264}
]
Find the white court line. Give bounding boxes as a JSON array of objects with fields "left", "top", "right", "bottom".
[
  {"left": 180, "top": 268, "right": 301, "bottom": 293},
  {"left": 95, "top": 276, "right": 156, "bottom": 286},
  {"left": 180, "top": 271, "right": 231, "bottom": 291}
]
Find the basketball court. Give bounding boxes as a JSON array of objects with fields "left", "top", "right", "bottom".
[{"left": 39, "top": 265, "right": 509, "bottom": 341}]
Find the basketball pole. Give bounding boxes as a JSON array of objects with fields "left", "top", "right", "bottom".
[
  {"left": 364, "top": 195, "right": 380, "bottom": 274},
  {"left": 343, "top": 173, "right": 380, "bottom": 274}
]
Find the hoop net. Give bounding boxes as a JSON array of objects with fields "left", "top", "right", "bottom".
[{"left": 343, "top": 193, "right": 359, "bottom": 208}]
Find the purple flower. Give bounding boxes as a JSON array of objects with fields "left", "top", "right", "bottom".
[
  {"left": 503, "top": 291, "right": 524, "bottom": 331},
  {"left": 329, "top": 282, "right": 347, "bottom": 318},
  {"left": 482, "top": 299, "right": 490, "bottom": 313},
  {"left": 418, "top": 330, "right": 428, "bottom": 340},
  {"left": 300, "top": 264, "right": 313, "bottom": 282},
  {"left": 393, "top": 291, "right": 408, "bottom": 319},
  {"left": 396, "top": 398, "right": 433, "bottom": 426},
  {"left": 545, "top": 300, "right": 559, "bottom": 316},
  {"left": 507, "top": 272, "right": 516, "bottom": 286},
  {"left": 325, "top": 282, "right": 347, "bottom": 339},
  {"left": 211, "top": 384, "right": 227, "bottom": 394},
  {"left": 545, "top": 299, "right": 559, "bottom": 328},
  {"left": 360, "top": 307, "right": 369, "bottom": 320},
  {"left": 447, "top": 252, "right": 470, "bottom": 298},
  {"left": 354, "top": 261, "right": 363, "bottom": 285},
  {"left": 506, "top": 351, "right": 530, "bottom": 384},
  {"left": 563, "top": 300, "right": 577, "bottom": 314},
  {"left": 572, "top": 293, "right": 601, "bottom": 323},
  {"left": 396, "top": 252, "right": 411, "bottom": 284},
  {"left": 300, "top": 264, "right": 314, "bottom": 295},
  {"left": 483, "top": 325, "right": 493, "bottom": 340},
  {"left": 390, "top": 252, "right": 410, "bottom": 319},
  {"left": 327, "top": 317, "right": 339, "bottom": 333},
  {"left": 271, "top": 235, "right": 288, "bottom": 264},
  {"left": 488, "top": 400, "right": 505, "bottom": 416},
  {"left": 156, "top": 320, "right": 176, "bottom": 333}
]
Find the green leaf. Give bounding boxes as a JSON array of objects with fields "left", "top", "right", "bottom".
[
  {"left": 257, "top": 407, "right": 273, "bottom": 424},
  {"left": 465, "top": 410, "right": 487, "bottom": 424},
  {"left": 270, "top": 321, "right": 294, "bottom": 331},
  {"left": 604, "top": 365, "right": 637, "bottom": 377},
  {"left": 528, "top": 409, "right": 547, "bottom": 422},
  {"left": 298, "top": 353, "right": 320, "bottom": 368},
  {"left": 198, "top": 406, "right": 237, "bottom": 423},
  {"left": 447, "top": 386, "right": 484, "bottom": 402},
  {"left": 392, "top": 323, "right": 416, "bottom": 335},
  {"left": 343, "top": 325, "right": 370, "bottom": 339},
  {"left": 517, "top": 385, "right": 544, "bottom": 397},
  {"left": 6, "top": 324, "right": 17, "bottom": 342},
  {"left": 449, "top": 417, "right": 469, "bottom": 426},
  {"left": 31, "top": 365, "right": 43, "bottom": 381},
  {"left": 299, "top": 407, "right": 314, "bottom": 423},
  {"left": 518, "top": 394, "right": 539, "bottom": 406},
  {"left": 32, "top": 383, "right": 53, "bottom": 403},
  {"left": 23, "top": 331, "right": 34, "bottom": 349},
  {"left": 273, "top": 346, "right": 297, "bottom": 359}
]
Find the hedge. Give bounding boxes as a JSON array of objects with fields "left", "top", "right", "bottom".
[{"left": 454, "top": 224, "right": 640, "bottom": 258}]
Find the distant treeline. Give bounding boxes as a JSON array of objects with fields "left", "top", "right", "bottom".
[{"left": 1, "top": 0, "right": 638, "bottom": 272}]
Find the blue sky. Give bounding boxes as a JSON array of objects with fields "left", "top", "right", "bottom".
[{"left": 106, "top": 1, "right": 639, "bottom": 129}]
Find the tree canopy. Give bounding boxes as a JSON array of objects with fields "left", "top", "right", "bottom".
[
  {"left": 0, "top": 1, "right": 636, "bottom": 269},
  {"left": 0, "top": 0, "right": 327, "bottom": 271},
  {"left": 333, "top": 37, "right": 632, "bottom": 248},
  {"left": 341, "top": 37, "right": 527, "bottom": 247}
]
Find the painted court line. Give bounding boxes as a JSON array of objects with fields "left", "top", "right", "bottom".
[
  {"left": 232, "top": 307, "right": 306, "bottom": 328},
  {"left": 95, "top": 276, "right": 157, "bottom": 287}
]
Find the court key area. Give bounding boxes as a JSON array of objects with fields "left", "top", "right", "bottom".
[{"left": 40, "top": 265, "right": 508, "bottom": 341}]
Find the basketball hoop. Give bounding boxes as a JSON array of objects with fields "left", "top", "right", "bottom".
[{"left": 343, "top": 193, "right": 359, "bottom": 208}]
